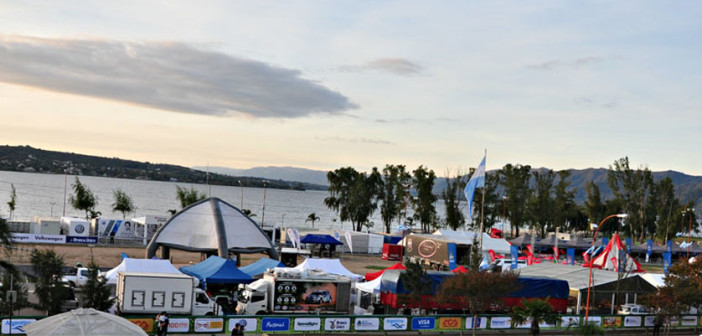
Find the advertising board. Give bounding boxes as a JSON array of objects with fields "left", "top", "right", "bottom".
[
  {"left": 193, "top": 318, "right": 223, "bottom": 333},
  {"left": 228, "top": 318, "right": 257, "bottom": 334},
  {"left": 354, "top": 317, "right": 380, "bottom": 331},
  {"left": 324, "top": 317, "right": 351, "bottom": 331},
  {"left": 383, "top": 317, "right": 407, "bottom": 331},
  {"left": 273, "top": 280, "right": 338, "bottom": 313},
  {"left": 294, "top": 318, "right": 321, "bottom": 331},
  {"left": 1, "top": 318, "right": 36, "bottom": 334},
  {"left": 411, "top": 317, "right": 435, "bottom": 330}
]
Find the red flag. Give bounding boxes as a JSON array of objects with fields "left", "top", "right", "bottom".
[{"left": 488, "top": 249, "right": 496, "bottom": 262}]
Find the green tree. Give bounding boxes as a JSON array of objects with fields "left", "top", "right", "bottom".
[
  {"left": 441, "top": 170, "right": 466, "bottom": 230},
  {"left": 527, "top": 169, "right": 555, "bottom": 237},
  {"left": 7, "top": 183, "right": 16, "bottom": 220},
  {"left": 553, "top": 170, "right": 576, "bottom": 235},
  {"left": 411, "top": 166, "right": 437, "bottom": 233},
  {"left": 480, "top": 172, "right": 502, "bottom": 233},
  {"left": 305, "top": 212, "right": 320, "bottom": 228},
  {"left": 175, "top": 185, "right": 207, "bottom": 209},
  {"left": 649, "top": 178, "right": 680, "bottom": 241},
  {"left": 379, "top": 164, "right": 411, "bottom": 234},
  {"left": 510, "top": 298, "right": 560, "bottom": 336},
  {"left": 437, "top": 270, "right": 520, "bottom": 336},
  {"left": 585, "top": 181, "right": 606, "bottom": 228},
  {"left": 0, "top": 271, "right": 30, "bottom": 316},
  {"left": 607, "top": 157, "right": 653, "bottom": 242},
  {"left": 399, "top": 259, "right": 432, "bottom": 312},
  {"left": 69, "top": 177, "right": 98, "bottom": 221},
  {"left": 324, "top": 167, "right": 382, "bottom": 231},
  {"left": 111, "top": 189, "right": 136, "bottom": 219},
  {"left": 81, "top": 259, "right": 114, "bottom": 311},
  {"left": 0, "top": 218, "right": 15, "bottom": 274},
  {"left": 498, "top": 164, "right": 532, "bottom": 237},
  {"left": 30, "top": 249, "right": 72, "bottom": 315}
]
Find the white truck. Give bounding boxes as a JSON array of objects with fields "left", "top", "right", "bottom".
[
  {"left": 236, "top": 268, "right": 352, "bottom": 315},
  {"left": 62, "top": 267, "right": 91, "bottom": 287},
  {"left": 116, "top": 272, "right": 222, "bottom": 316}
]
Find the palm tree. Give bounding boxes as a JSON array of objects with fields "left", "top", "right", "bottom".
[
  {"left": 0, "top": 218, "right": 16, "bottom": 274},
  {"left": 306, "top": 213, "right": 320, "bottom": 228},
  {"left": 112, "top": 189, "right": 135, "bottom": 219},
  {"left": 7, "top": 184, "right": 16, "bottom": 220},
  {"left": 510, "top": 297, "right": 560, "bottom": 336}
]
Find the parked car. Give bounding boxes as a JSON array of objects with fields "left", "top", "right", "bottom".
[
  {"left": 305, "top": 290, "right": 332, "bottom": 304},
  {"left": 617, "top": 304, "right": 648, "bottom": 315}
]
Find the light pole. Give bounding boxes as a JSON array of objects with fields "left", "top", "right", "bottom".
[
  {"left": 585, "top": 213, "right": 628, "bottom": 323},
  {"left": 261, "top": 180, "right": 269, "bottom": 228},
  {"left": 687, "top": 208, "right": 695, "bottom": 258},
  {"left": 238, "top": 180, "right": 243, "bottom": 209},
  {"left": 282, "top": 213, "right": 286, "bottom": 227},
  {"left": 502, "top": 196, "right": 507, "bottom": 238},
  {"left": 50, "top": 202, "right": 56, "bottom": 217}
]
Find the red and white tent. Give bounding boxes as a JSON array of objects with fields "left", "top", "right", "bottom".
[{"left": 583, "top": 234, "right": 643, "bottom": 273}]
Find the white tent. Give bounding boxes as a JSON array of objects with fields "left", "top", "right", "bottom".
[
  {"left": 24, "top": 308, "right": 148, "bottom": 336},
  {"left": 432, "top": 229, "right": 512, "bottom": 254},
  {"left": 355, "top": 276, "right": 382, "bottom": 293},
  {"left": 104, "top": 258, "right": 182, "bottom": 284},
  {"left": 334, "top": 231, "right": 384, "bottom": 254},
  {"left": 293, "top": 258, "right": 362, "bottom": 281}
]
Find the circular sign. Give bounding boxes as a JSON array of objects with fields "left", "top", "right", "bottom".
[
  {"left": 418, "top": 240, "right": 437, "bottom": 258},
  {"left": 75, "top": 224, "right": 85, "bottom": 234}
]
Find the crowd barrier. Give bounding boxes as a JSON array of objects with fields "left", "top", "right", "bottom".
[{"left": 2, "top": 314, "right": 701, "bottom": 334}]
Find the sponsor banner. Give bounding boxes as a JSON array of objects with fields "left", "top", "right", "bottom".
[
  {"left": 128, "top": 318, "right": 154, "bottom": 333},
  {"left": 586, "top": 316, "right": 602, "bottom": 326},
  {"left": 10, "top": 233, "right": 65, "bottom": 244},
  {"left": 168, "top": 318, "right": 191, "bottom": 333},
  {"left": 561, "top": 316, "right": 579, "bottom": 328},
  {"left": 193, "top": 318, "right": 224, "bottom": 333},
  {"left": 623, "top": 316, "right": 641, "bottom": 327},
  {"left": 354, "top": 317, "right": 380, "bottom": 331},
  {"left": 490, "top": 316, "right": 512, "bottom": 329},
  {"left": 465, "top": 317, "right": 487, "bottom": 329},
  {"left": 516, "top": 319, "right": 553, "bottom": 329},
  {"left": 681, "top": 315, "right": 697, "bottom": 326},
  {"left": 294, "top": 317, "right": 321, "bottom": 331},
  {"left": 644, "top": 315, "right": 656, "bottom": 327},
  {"left": 602, "top": 316, "right": 621, "bottom": 328},
  {"left": 324, "top": 317, "right": 350, "bottom": 331},
  {"left": 411, "top": 317, "right": 435, "bottom": 330},
  {"left": 66, "top": 236, "right": 98, "bottom": 244},
  {"left": 383, "top": 317, "right": 407, "bottom": 331},
  {"left": 669, "top": 316, "right": 679, "bottom": 326},
  {"left": 228, "top": 318, "right": 257, "bottom": 333},
  {"left": 261, "top": 318, "right": 290, "bottom": 332},
  {"left": 438, "top": 317, "right": 461, "bottom": 330},
  {"left": 1, "top": 318, "right": 36, "bottom": 334}
]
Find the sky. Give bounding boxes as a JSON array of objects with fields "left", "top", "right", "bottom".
[{"left": 1, "top": 1, "right": 701, "bottom": 176}]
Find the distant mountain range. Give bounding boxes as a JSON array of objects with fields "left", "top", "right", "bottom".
[{"left": 196, "top": 166, "right": 330, "bottom": 186}]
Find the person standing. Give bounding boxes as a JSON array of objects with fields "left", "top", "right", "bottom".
[
  {"left": 230, "top": 322, "right": 242, "bottom": 335},
  {"left": 157, "top": 311, "right": 169, "bottom": 336}
]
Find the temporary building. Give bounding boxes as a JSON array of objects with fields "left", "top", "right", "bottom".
[
  {"left": 180, "top": 256, "right": 254, "bottom": 289},
  {"left": 293, "top": 258, "right": 362, "bottom": 280},
  {"left": 583, "top": 234, "right": 643, "bottom": 273},
  {"left": 239, "top": 257, "right": 285, "bottom": 278},
  {"left": 365, "top": 262, "right": 406, "bottom": 281},
  {"left": 24, "top": 308, "right": 148, "bottom": 336},
  {"left": 104, "top": 258, "right": 182, "bottom": 285},
  {"left": 509, "top": 233, "right": 535, "bottom": 247},
  {"left": 335, "top": 231, "right": 385, "bottom": 254},
  {"left": 146, "top": 197, "right": 278, "bottom": 259},
  {"left": 432, "top": 229, "right": 512, "bottom": 254}
]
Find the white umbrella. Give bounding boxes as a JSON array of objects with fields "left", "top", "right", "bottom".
[{"left": 24, "top": 308, "right": 148, "bottom": 336}]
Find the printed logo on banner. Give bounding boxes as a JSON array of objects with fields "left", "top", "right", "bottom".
[
  {"left": 411, "top": 317, "right": 435, "bottom": 330},
  {"left": 561, "top": 316, "right": 580, "bottom": 328},
  {"left": 294, "top": 318, "right": 321, "bottom": 331},
  {"left": 262, "top": 318, "right": 290, "bottom": 332},
  {"left": 325, "top": 317, "right": 350, "bottom": 331},
  {"left": 623, "top": 316, "right": 641, "bottom": 327},
  {"left": 681, "top": 315, "right": 697, "bottom": 326},
  {"left": 602, "top": 316, "right": 621, "bottom": 328},
  {"left": 228, "top": 318, "right": 257, "bottom": 333},
  {"left": 438, "top": 317, "right": 461, "bottom": 330},
  {"left": 490, "top": 317, "right": 512, "bottom": 329},
  {"left": 645, "top": 315, "right": 656, "bottom": 327},
  {"left": 194, "top": 318, "right": 224, "bottom": 332},
  {"left": 167, "top": 318, "right": 191, "bottom": 332},
  {"left": 383, "top": 317, "right": 407, "bottom": 331},
  {"left": 354, "top": 317, "right": 380, "bottom": 331},
  {"left": 465, "top": 317, "right": 487, "bottom": 329},
  {"left": 128, "top": 318, "right": 154, "bottom": 332},
  {"left": 10, "top": 233, "right": 66, "bottom": 244},
  {"left": 66, "top": 236, "right": 98, "bottom": 244},
  {"left": 587, "top": 316, "right": 602, "bottom": 326},
  {"left": 1, "top": 318, "right": 36, "bottom": 334}
]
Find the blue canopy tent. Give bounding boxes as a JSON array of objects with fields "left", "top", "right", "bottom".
[
  {"left": 239, "top": 257, "right": 284, "bottom": 278},
  {"left": 180, "top": 256, "right": 253, "bottom": 289},
  {"left": 300, "top": 234, "right": 343, "bottom": 257}
]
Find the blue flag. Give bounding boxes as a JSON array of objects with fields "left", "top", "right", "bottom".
[{"left": 464, "top": 155, "right": 486, "bottom": 221}]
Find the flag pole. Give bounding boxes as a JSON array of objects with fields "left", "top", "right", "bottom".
[{"left": 478, "top": 149, "right": 486, "bottom": 252}]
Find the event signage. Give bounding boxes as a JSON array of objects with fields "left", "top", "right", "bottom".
[
  {"left": 510, "top": 245, "right": 519, "bottom": 269},
  {"left": 193, "top": 318, "right": 224, "bottom": 333},
  {"left": 383, "top": 317, "right": 407, "bottom": 331},
  {"left": 294, "top": 318, "right": 321, "bottom": 331},
  {"left": 167, "top": 318, "right": 191, "bottom": 333},
  {"left": 354, "top": 317, "right": 380, "bottom": 331},
  {"left": 490, "top": 317, "right": 511, "bottom": 329},
  {"left": 644, "top": 316, "right": 656, "bottom": 327},
  {"left": 681, "top": 315, "right": 697, "bottom": 326},
  {"left": 10, "top": 233, "right": 65, "bottom": 244},
  {"left": 602, "top": 316, "right": 621, "bottom": 328},
  {"left": 128, "top": 318, "right": 154, "bottom": 332},
  {"left": 623, "top": 316, "right": 641, "bottom": 327},
  {"left": 1, "top": 318, "right": 36, "bottom": 334},
  {"left": 66, "top": 236, "right": 98, "bottom": 244},
  {"left": 437, "top": 317, "right": 461, "bottom": 330},
  {"left": 646, "top": 239, "right": 653, "bottom": 262},
  {"left": 411, "top": 317, "right": 435, "bottom": 330},
  {"left": 663, "top": 252, "right": 672, "bottom": 274},
  {"left": 324, "top": 317, "right": 350, "bottom": 331},
  {"left": 465, "top": 317, "right": 487, "bottom": 329},
  {"left": 561, "top": 316, "right": 579, "bottom": 328},
  {"left": 227, "top": 318, "right": 257, "bottom": 334},
  {"left": 261, "top": 318, "right": 290, "bottom": 332},
  {"left": 566, "top": 248, "right": 575, "bottom": 265}
]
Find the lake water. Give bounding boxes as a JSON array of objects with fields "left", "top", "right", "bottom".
[{"left": 0, "top": 171, "right": 440, "bottom": 232}]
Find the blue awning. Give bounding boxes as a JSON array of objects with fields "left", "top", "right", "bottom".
[
  {"left": 300, "top": 234, "right": 343, "bottom": 245},
  {"left": 239, "top": 257, "right": 284, "bottom": 277},
  {"left": 180, "top": 256, "right": 253, "bottom": 288}
]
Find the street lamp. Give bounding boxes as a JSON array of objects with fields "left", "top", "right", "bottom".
[
  {"left": 686, "top": 208, "right": 695, "bottom": 258},
  {"left": 502, "top": 196, "right": 507, "bottom": 238},
  {"left": 585, "top": 213, "right": 628, "bottom": 323},
  {"left": 261, "top": 180, "right": 269, "bottom": 228}
]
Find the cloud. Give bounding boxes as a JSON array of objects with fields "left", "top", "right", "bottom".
[
  {"left": 316, "top": 135, "right": 395, "bottom": 145},
  {"left": 339, "top": 58, "right": 423, "bottom": 76},
  {"left": 526, "top": 57, "right": 604, "bottom": 71},
  {"left": 0, "top": 35, "right": 358, "bottom": 118},
  {"left": 574, "top": 97, "right": 618, "bottom": 108}
]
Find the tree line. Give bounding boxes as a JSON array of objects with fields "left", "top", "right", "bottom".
[{"left": 324, "top": 157, "right": 697, "bottom": 243}]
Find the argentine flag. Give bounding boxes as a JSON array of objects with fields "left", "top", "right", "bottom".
[{"left": 464, "top": 155, "right": 486, "bottom": 222}]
